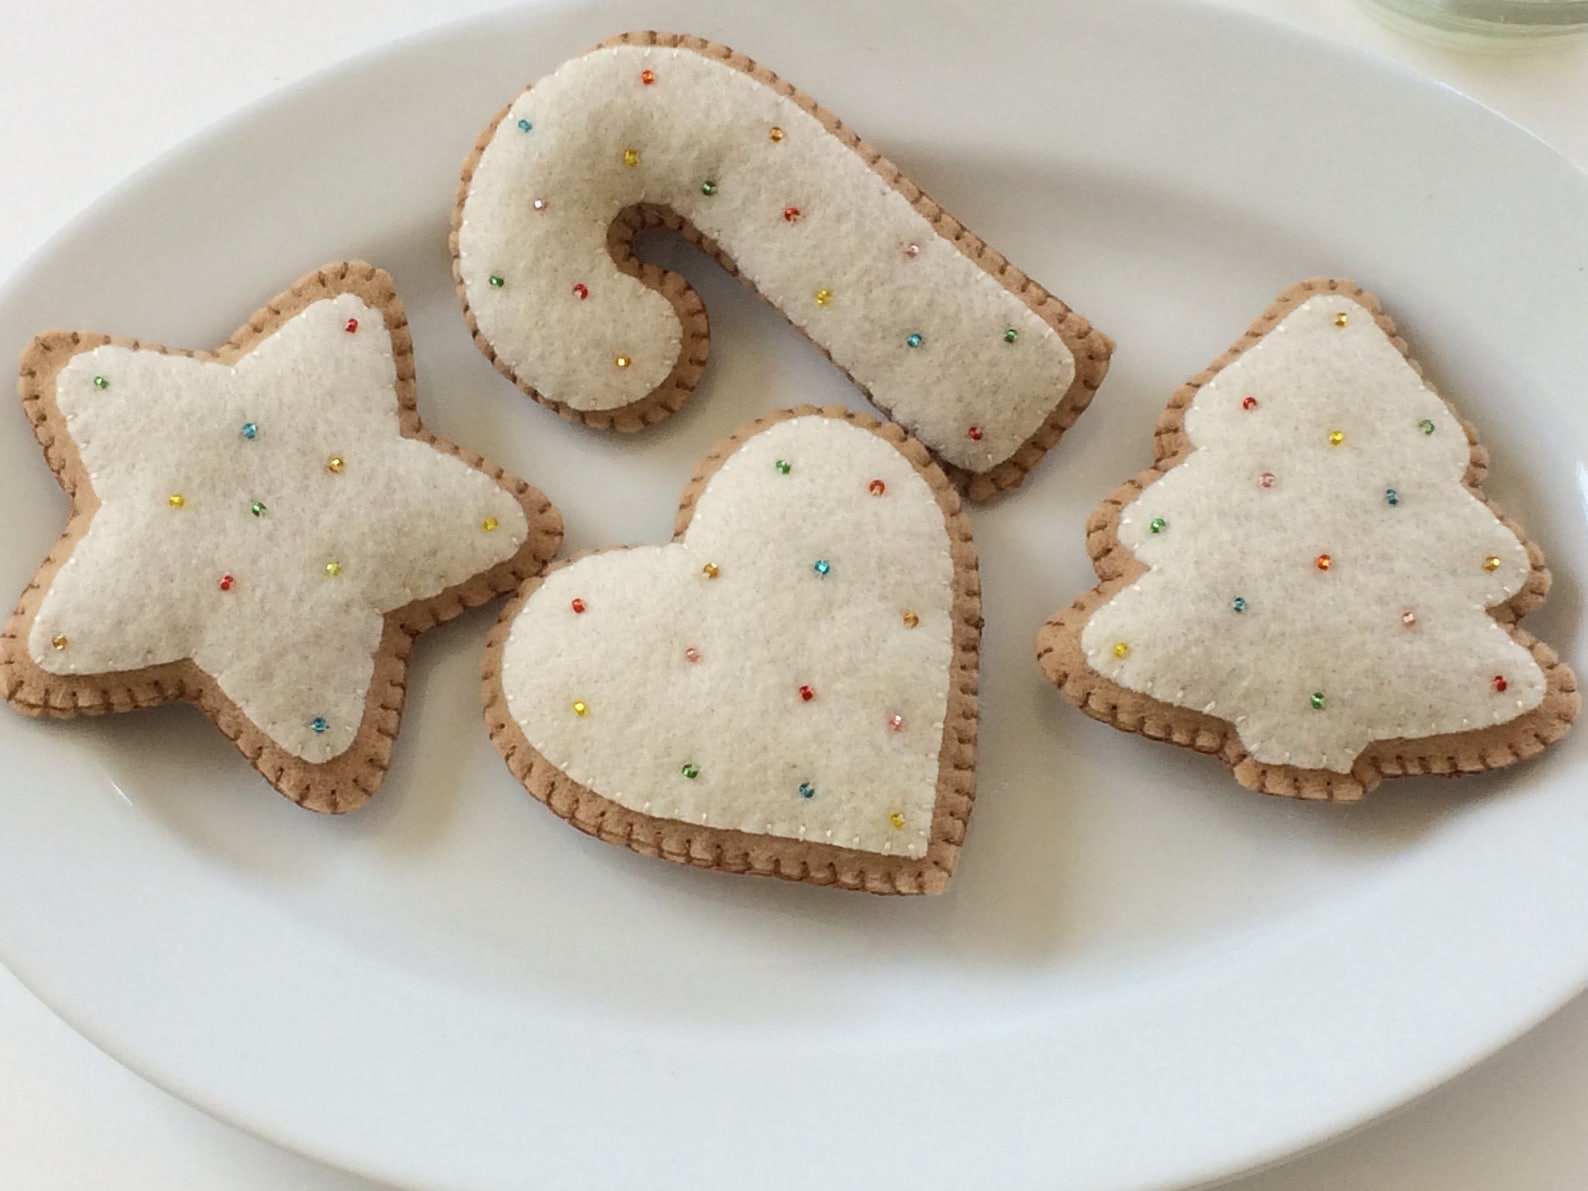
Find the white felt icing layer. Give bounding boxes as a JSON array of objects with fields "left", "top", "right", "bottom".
[
  {"left": 1080, "top": 294, "right": 1545, "bottom": 773},
  {"left": 456, "top": 42, "right": 1077, "bottom": 472},
  {"left": 499, "top": 416, "right": 955, "bottom": 858},
  {"left": 30, "top": 293, "right": 531, "bottom": 763}
]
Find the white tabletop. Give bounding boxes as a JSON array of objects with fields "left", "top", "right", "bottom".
[{"left": 2, "top": 2, "right": 1586, "bottom": 1187}]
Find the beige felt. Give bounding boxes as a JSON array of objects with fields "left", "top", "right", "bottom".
[
  {"left": 1037, "top": 278, "right": 1579, "bottom": 801},
  {"left": 483, "top": 405, "right": 981, "bottom": 894},
  {"left": 0, "top": 262, "right": 564, "bottom": 814}
]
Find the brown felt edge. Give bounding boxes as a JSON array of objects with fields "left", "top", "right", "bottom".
[
  {"left": 482, "top": 404, "right": 982, "bottom": 893},
  {"left": 448, "top": 29, "right": 1114, "bottom": 501},
  {"left": 0, "top": 261, "right": 565, "bottom": 814},
  {"left": 1035, "top": 277, "right": 1580, "bottom": 801}
]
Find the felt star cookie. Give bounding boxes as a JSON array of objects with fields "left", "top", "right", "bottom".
[
  {"left": 1, "top": 262, "right": 563, "bottom": 812},
  {"left": 483, "top": 406, "right": 980, "bottom": 894}
]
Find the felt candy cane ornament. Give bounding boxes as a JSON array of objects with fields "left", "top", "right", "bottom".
[{"left": 452, "top": 31, "right": 1113, "bottom": 499}]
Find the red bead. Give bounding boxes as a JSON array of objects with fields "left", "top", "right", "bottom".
[
  {"left": 218, "top": 574, "right": 234, "bottom": 592},
  {"left": 798, "top": 685, "right": 815, "bottom": 702},
  {"left": 1493, "top": 675, "right": 1508, "bottom": 693},
  {"left": 868, "top": 479, "right": 886, "bottom": 496},
  {"left": 1258, "top": 471, "right": 1275, "bottom": 489},
  {"left": 572, "top": 283, "right": 588, "bottom": 300},
  {"left": 1315, "top": 554, "right": 1332, "bottom": 571},
  {"left": 344, "top": 317, "right": 358, "bottom": 333},
  {"left": 640, "top": 69, "right": 655, "bottom": 85},
  {"left": 570, "top": 598, "right": 586, "bottom": 614},
  {"left": 967, "top": 426, "right": 983, "bottom": 441},
  {"left": 783, "top": 206, "right": 801, "bottom": 223},
  {"left": 1242, "top": 395, "right": 1257, "bottom": 410}
]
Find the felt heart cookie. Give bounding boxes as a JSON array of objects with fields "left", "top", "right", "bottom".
[
  {"left": 1, "top": 263, "right": 563, "bottom": 812},
  {"left": 452, "top": 31, "right": 1113, "bottom": 500},
  {"left": 483, "top": 407, "right": 980, "bottom": 893},
  {"left": 1038, "top": 279, "right": 1578, "bottom": 800}
]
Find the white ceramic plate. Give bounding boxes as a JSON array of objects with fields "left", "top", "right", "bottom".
[{"left": 1, "top": 1, "right": 1585, "bottom": 1187}]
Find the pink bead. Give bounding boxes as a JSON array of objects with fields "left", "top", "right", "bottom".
[
  {"left": 904, "top": 243, "right": 920, "bottom": 258},
  {"left": 887, "top": 713, "right": 904, "bottom": 732},
  {"left": 684, "top": 647, "right": 701, "bottom": 664},
  {"left": 532, "top": 198, "right": 548, "bottom": 211},
  {"left": 1258, "top": 471, "right": 1275, "bottom": 489}
]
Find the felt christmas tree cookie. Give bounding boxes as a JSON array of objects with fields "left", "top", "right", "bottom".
[
  {"left": 483, "top": 406, "right": 980, "bottom": 893},
  {"left": 451, "top": 30, "right": 1113, "bottom": 501},
  {"left": 1038, "top": 279, "right": 1578, "bottom": 801},
  {"left": 0, "top": 263, "right": 563, "bottom": 813}
]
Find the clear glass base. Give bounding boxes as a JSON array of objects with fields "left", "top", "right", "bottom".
[{"left": 1361, "top": 0, "right": 1588, "bottom": 40}]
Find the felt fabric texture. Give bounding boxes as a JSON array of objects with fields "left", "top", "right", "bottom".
[
  {"left": 453, "top": 32, "right": 1115, "bottom": 498},
  {"left": 484, "top": 405, "right": 981, "bottom": 893},
  {"left": 2, "top": 263, "right": 564, "bottom": 812},
  {"left": 1040, "top": 279, "right": 1577, "bottom": 801}
]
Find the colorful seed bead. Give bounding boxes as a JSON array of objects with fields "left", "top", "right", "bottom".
[
  {"left": 572, "top": 700, "right": 588, "bottom": 716},
  {"left": 311, "top": 716, "right": 329, "bottom": 734},
  {"left": 325, "top": 561, "right": 342, "bottom": 577},
  {"left": 92, "top": 375, "right": 108, "bottom": 390},
  {"left": 1310, "top": 692, "right": 1326, "bottom": 710},
  {"left": 168, "top": 493, "right": 185, "bottom": 509},
  {"left": 344, "top": 317, "right": 359, "bottom": 333},
  {"left": 1149, "top": 517, "right": 1166, "bottom": 534},
  {"left": 532, "top": 198, "right": 548, "bottom": 211},
  {"left": 1402, "top": 610, "right": 1418, "bottom": 628},
  {"left": 1385, "top": 488, "right": 1399, "bottom": 506},
  {"left": 571, "top": 598, "right": 586, "bottom": 614},
  {"left": 1113, "top": 641, "right": 1130, "bottom": 658},
  {"left": 219, "top": 573, "right": 234, "bottom": 592},
  {"left": 572, "top": 283, "right": 588, "bottom": 300},
  {"left": 905, "top": 332, "right": 923, "bottom": 348},
  {"left": 517, "top": 118, "right": 532, "bottom": 132},
  {"left": 783, "top": 206, "right": 801, "bottom": 223},
  {"left": 250, "top": 500, "right": 266, "bottom": 516},
  {"left": 967, "top": 425, "right": 983, "bottom": 441},
  {"left": 1493, "top": 675, "right": 1509, "bottom": 693},
  {"left": 1002, "top": 328, "right": 1019, "bottom": 344},
  {"left": 481, "top": 517, "right": 499, "bottom": 532},
  {"left": 798, "top": 782, "right": 815, "bottom": 799},
  {"left": 681, "top": 763, "right": 699, "bottom": 779},
  {"left": 327, "top": 456, "right": 345, "bottom": 474},
  {"left": 640, "top": 69, "right": 655, "bottom": 84},
  {"left": 622, "top": 148, "right": 641, "bottom": 167},
  {"left": 887, "top": 713, "right": 904, "bottom": 732},
  {"left": 769, "top": 126, "right": 785, "bottom": 142},
  {"left": 1242, "top": 395, "right": 1258, "bottom": 411},
  {"left": 1419, "top": 418, "right": 1437, "bottom": 435},
  {"left": 1483, "top": 555, "right": 1502, "bottom": 572},
  {"left": 50, "top": 634, "right": 68, "bottom": 650},
  {"left": 812, "top": 559, "right": 831, "bottom": 576},
  {"left": 488, "top": 274, "right": 504, "bottom": 288},
  {"left": 798, "top": 685, "right": 815, "bottom": 702},
  {"left": 1258, "top": 472, "right": 1276, "bottom": 489},
  {"left": 1334, "top": 313, "right": 1349, "bottom": 327},
  {"left": 888, "top": 811, "right": 906, "bottom": 829},
  {"left": 700, "top": 179, "right": 718, "bottom": 196},
  {"left": 775, "top": 459, "right": 791, "bottom": 475},
  {"left": 902, "top": 611, "right": 919, "bottom": 628},
  {"left": 241, "top": 421, "right": 258, "bottom": 440},
  {"left": 1231, "top": 596, "right": 1246, "bottom": 613},
  {"left": 1316, "top": 554, "right": 1332, "bottom": 571},
  {"left": 814, "top": 288, "right": 832, "bottom": 305},
  {"left": 684, "top": 647, "right": 701, "bottom": 664},
  {"left": 702, "top": 562, "right": 720, "bottom": 579},
  {"left": 904, "top": 243, "right": 920, "bottom": 258},
  {"left": 868, "top": 479, "right": 886, "bottom": 496},
  {"left": 614, "top": 355, "right": 631, "bottom": 369},
  {"left": 1328, "top": 430, "right": 1345, "bottom": 446}
]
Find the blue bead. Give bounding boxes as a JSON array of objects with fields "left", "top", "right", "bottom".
[
  {"left": 905, "top": 332, "right": 923, "bottom": 348},
  {"left": 517, "top": 118, "right": 532, "bottom": 132},
  {"left": 241, "top": 421, "right": 257, "bottom": 440},
  {"left": 798, "top": 782, "right": 815, "bottom": 799},
  {"left": 310, "top": 716, "right": 328, "bottom": 734},
  {"left": 1385, "top": 487, "right": 1399, "bottom": 506},
  {"left": 813, "top": 559, "right": 831, "bottom": 576},
  {"left": 1232, "top": 596, "right": 1246, "bottom": 613}
]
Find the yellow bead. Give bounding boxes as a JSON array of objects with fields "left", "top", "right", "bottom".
[
  {"left": 1483, "top": 555, "right": 1502, "bottom": 572},
  {"left": 572, "top": 700, "right": 588, "bottom": 717},
  {"left": 1328, "top": 430, "right": 1345, "bottom": 446},
  {"left": 902, "top": 610, "right": 919, "bottom": 628},
  {"left": 702, "top": 562, "right": 720, "bottom": 579},
  {"left": 888, "top": 811, "right": 906, "bottom": 830},
  {"left": 614, "top": 354, "right": 631, "bottom": 369},
  {"left": 769, "top": 126, "right": 784, "bottom": 142},
  {"left": 814, "top": 288, "right": 832, "bottom": 306},
  {"left": 622, "top": 147, "right": 639, "bottom": 167},
  {"left": 327, "top": 455, "right": 345, "bottom": 474},
  {"left": 167, "top": 493, "right": 185, "bottom": 509},
  {"left": 50, "top": 634, "right": 68, "bottom": 651},
  {"left": 1113, "top": 641, "right": 1130, "bottom": 658},
  {"left": 481, "top": 516, "right": 499, "bottom": 532},
  {"left": 325, "top": 561, "right": 342, "bottom": 577},
  {"left": 1334, "top": 312, "right": 1349, "bottom": 327}
]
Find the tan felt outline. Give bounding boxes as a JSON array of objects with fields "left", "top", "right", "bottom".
[
  {"left": 0, "top": 262, "right": 565, "bottom": 814},
  {"left": 483, "top": 405, "right": 980, "bottom": 894},
  {"left": 1037, "top": 278, "right": 1579, "bottom": 802},
  {"left": 450, "top": 29, "right": 1114, "bottom": 503}
]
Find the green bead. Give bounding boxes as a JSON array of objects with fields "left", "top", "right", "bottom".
[
  {"left": 775, "top": 459, "right": 791, "bottom": 475},
  {"left": 700, "top": 179, "right": 717, "bottom": 196},
  {"left": 250, "top": 500, "right": 266, "bottom": 517},
  {"left": 1310, "top": 692, "right": 1325, "bottom": 711},
  {"left": 680, "top": 763, "right": 699, "bottom": 779},
  {"left": 1003, "top": 328, "right": 1019, "bottom": 344},
  {"left": 92, "top": 375, "right": 108, "bottom": 390},
  {"left": 516, "top": 118, "right": 532, "bottom": 132},
  {"left": 488, "top": 274, "right": 505, "bottom": 288},
  {"left": 1149, "top": 517, "right": 1166, "bottom": 534},
  {"left": 1418, "top": 418, "right": 1435, "bottom": 435}
]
